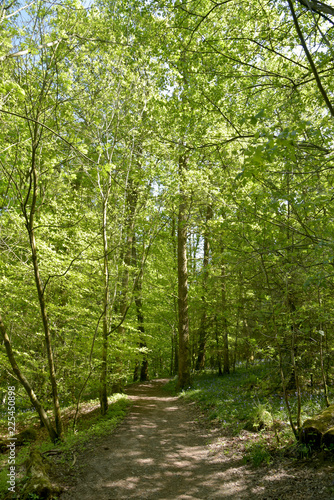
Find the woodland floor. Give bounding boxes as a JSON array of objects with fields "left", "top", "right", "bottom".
[{"left": 54, "top": 379, "right": 334, "bottom": 500}]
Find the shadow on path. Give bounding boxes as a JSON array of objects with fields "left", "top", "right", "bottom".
[{"left": 59, "top": 379, "right": 334, "bottom": 500}]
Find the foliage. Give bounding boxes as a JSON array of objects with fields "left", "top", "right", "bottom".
[
  {"left": 0, "top": 393, "right": 129, "bottom": 498},
  {"left": 243, "top": 438, "right": 272, "bottom": 467},
  {"left": 178, "top": 364, "right": 334, "bottom": 461},
  {"left": 0, "top": 0, "right": 334, "bottom": 445}
]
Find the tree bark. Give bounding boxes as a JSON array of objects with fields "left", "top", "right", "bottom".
[
  {"left": 171, "top": 213, "right": 179, "bottom": 376},
  {"left": 215, "top": 315, "right": 223, "bottom": 376},
  {"left": 0, "top": 313, "right": 58, "bottom": 442},
  {"left": 100, "top": 197, "right": 109, "bottom": 415},
  {"left": 177, "top": 155, "right": 191, "bottom": 389},
  {"left": 132, "top": 236, "right": 148, "bottom": 382},
  {"left": 288, "top": 0, "right": 334, "bottom": 117},
  {"left": 297, "top": 0, "right": 334, "bottom": 17},
  {"left": 22, "top": 134, "right": 62, "bottom": 438},
  {"left": 113, "top": 178, "right": 138, "bottom": 392},
  {"left": 119, "top": 179, "right": 138, "bottom": 329},
  {"left": 221, "top": 253, "right": 230, "bottom": 374},
  {"left": 195, "top": 205, "right": 212, "bottom": 371}
]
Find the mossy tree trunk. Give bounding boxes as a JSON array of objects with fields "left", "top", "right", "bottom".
[{"left": 0, "top": 314, "right": 59, "bottom": 443}]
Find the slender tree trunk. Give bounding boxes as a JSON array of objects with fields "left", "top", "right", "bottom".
[
  {"left": 290, "top": 319, "right": 302, "bottom": 432},
  {"left": 320, "top": 331, "right": 330, "bottom": 407},
  {"left": 0, "top": 313, "right": 58, "bottom": 442},
  {"left": 195, "top": 205, "right": 212, "bottom": 371},
  {"left": 23, "top": 136, "right": 62, "bottom": 438},
  {"left": 215, "top": 315, "right": 223, "bottom": 376},
  {"left": 132, "top": 236, "right": 148, "bottom": 382},
  {"left": 100, "top": 198, "right": 109, "bottom": 415},
  {"left": 120, "top": 179, "right": 138, "bottom": 323},
  {"left": 97, "top": 153, "right": 113, "bottom": 414},
  {"left": 286, "top": 170, "right": 301, "bottom": 427},
  {"left": 233, "top": 321, "right": 238, "bottom": 373},
  {"left": 195, "top": 317, "right": 207, "bottom": 371},
  {"left": 114, "top": 178, "right": 138, "bottom": 391},
  {"left": 317, "top": 287, "right": 330, "bottom": 406},
  {"left": 177, "top": 155, "right": 190, "bottom": 389},
  {"left": 133, "top": 362, "right": 140, "bottom": 382},
  {"left": 171, "top": 214, "right": 179, "bottom": 376},
  {"left": 221, "top": 246, "right": 230, "bottom": 374},
  {"left": 170, "top": 326, "right": 178, "bottom": 376},
  {"left": 140, "top": 349, "right": 149, "bottom": 382},
  {"left": 29, "top": 228, "right": 63, "bottom": 437},
  {"left": 260, "top": 253, "right": 298, "bottom": 440},
  {"left": 278, "top": 345, "right": 298, "bottom": 440}
]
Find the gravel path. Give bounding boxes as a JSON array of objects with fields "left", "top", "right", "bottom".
[{"left": 58, "top": 379, "right": 334, "bottom": 500}]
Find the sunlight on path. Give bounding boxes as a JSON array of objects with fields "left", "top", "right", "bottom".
[
  {"left": 59, "top": 379, "right": 246, "bottom": 499},
  {"left": 59, "top": 380, "right": 331, "bottom": 500}
]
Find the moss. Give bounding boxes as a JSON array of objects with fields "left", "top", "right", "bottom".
[
  {"left": 300, "top": 405, "right": 334, "bottom": 449},
  {"left": 21, "top": 450, "right": 61, "bottom": 500},
  {"left": 0, "top": 428, "right": 37, "bottom": 454}
]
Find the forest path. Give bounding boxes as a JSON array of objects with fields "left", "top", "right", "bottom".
[{"left": 59, "top": 379, "right": 333, "bottom": 500}]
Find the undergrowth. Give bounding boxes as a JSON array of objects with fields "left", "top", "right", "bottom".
[
  {"left": 167, "top": 363, "right": 333, "bottom": 466},
  {"left": 0, "top": 393, "right": 130, "bottom": 498}
]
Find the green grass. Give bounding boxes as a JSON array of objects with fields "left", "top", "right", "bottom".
[
  {"left": 60, "top": 394, "right": 129, "bottom": 448},
  {"left": 171, "top": 363, "right": 333, "bottom": 464},
  {"left": 162, "top": 377, "right": 179, "bottom": 395},
  {"left": 0, "top": 393, "right": 130, "bottom": 498},
  {"left": 243, "top": 437, "right": 272, "bottom": 466},
  {"left": 0, "top": 445, "right": 30, "bottom": 498},
  {"left": 179, "top": 364, "right": 330, "bottom": 429}
]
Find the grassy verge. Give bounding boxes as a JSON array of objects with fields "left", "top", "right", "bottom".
[
  {"left": 165, "top": 363, "right": 333, "bottom": 466},
  {"left": 0, "top": 393, "right": 130, "bottom": 498}
]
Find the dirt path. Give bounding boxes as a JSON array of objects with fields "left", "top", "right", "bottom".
[{"left": 58, "top": 379, "right": 334, "bottom": 500}]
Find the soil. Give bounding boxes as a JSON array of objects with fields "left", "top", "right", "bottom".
[{"left": 55, "top": 379, "right": 334, "bottom": 500}]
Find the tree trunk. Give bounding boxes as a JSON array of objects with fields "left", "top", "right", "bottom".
[
  {"left": 177, "top": 155, "right": 190, "bottom": 389},
  {"left": 23, "top": 137, "right": 62, "bottom": 438},
  {"left": 140, "top": 353, "right": 149, "bottom": 382},
  {"left": 171, "top": 214, "right": 179, "bottom": 376},
  {"left": 132, "top": 236, "right": 148, "bottom": 382},
  {"left": 195, "top": 318, "right": 207, "bottom": 371},
  {"left": 195, "top": 205, "right": 212, "bottom": 371},
  {"left": 320, "top": 330, "right": 330, "bottom": 407},
  {"left": 215, "top": 315, "right": 223, "bottom": 376},
  {"left": 0, "top": 314, "right": 58, "bottom": 442},
  {"left": 100, "top": 197, "right": 109, "bottom": 415},
  {"left": 318, "top": 288, "right": 330, "bottom": 407},
  {"left": 114, "top": 178, "right": 138, "bottom": 392},
  {"left": 221, "top": 248, "right": 230, "bottom": 374}
]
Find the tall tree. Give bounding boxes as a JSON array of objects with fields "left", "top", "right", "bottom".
[{"left": 177, "top": 155, "right": 191, "bottom": 389}]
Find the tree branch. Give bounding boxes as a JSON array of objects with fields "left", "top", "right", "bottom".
[
  {"left": 0, "top": 108, "right": 94, "bottom": 162},
  {"left": 287, "top": 0, "right": 334, "bottom": 118},
  {"left": 298, "top": 0, "right": 334, "bottom": 20}
]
